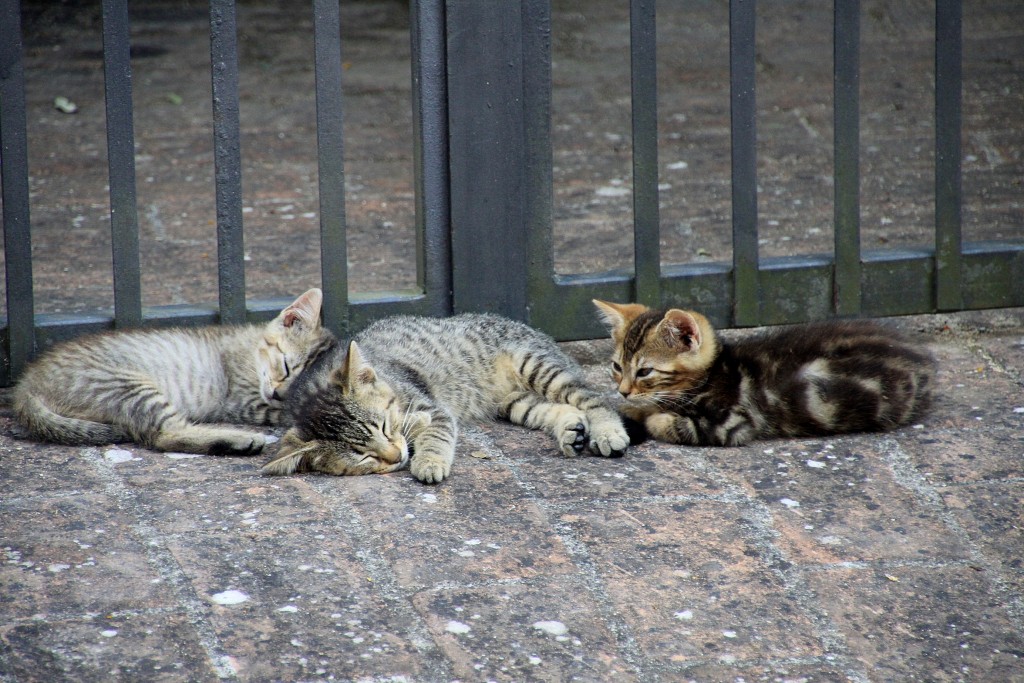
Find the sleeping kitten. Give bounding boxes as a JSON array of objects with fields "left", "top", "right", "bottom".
[
  {"left": 13, "top": 288, "right": 332, "bottom": 455},
  {"left": 261, "top": 313, "right": 629, "bottom": 483},
  {"left": 593, "top": 300, "right": 935, "bottom": 446}
]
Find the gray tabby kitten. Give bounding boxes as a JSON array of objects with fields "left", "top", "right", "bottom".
[
  {"left": 594, "top": 300, "right": 935, "bottom": 446},
  {"left": 261, "top": 313, "right": 630, "bottom": 483},
  {"left": 13, "top": 288, "right": 332, "bottom": 455}
]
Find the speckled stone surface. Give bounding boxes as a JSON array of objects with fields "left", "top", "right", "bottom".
[{"left": 2, "top": 309, "right": 1023, "bottom": 682}]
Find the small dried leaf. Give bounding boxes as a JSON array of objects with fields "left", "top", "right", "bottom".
[
  {"left": 469, "top": 450, "right": 490, "bottom": 459},
  {"left": 884, "top": 574, "right": 900, "bottom": 582}
]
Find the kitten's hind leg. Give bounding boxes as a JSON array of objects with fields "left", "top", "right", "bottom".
[
  {"left": 500, "top": 391, "right": 590, "bottom": 457},
  {"left": 150, "top": 419, "right": 266, "bottom": 456}
]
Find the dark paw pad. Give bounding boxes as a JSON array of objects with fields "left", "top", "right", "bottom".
[
  {"left": 209, "top": 439, "right": 263, "bottom": 456},
  {"left": 569, "top": 423, "right": 588, "bottom": 453}
]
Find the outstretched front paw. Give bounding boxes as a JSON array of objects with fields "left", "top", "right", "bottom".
[
  {"left": 410, "top": 455, "right": 451, "bottom": 484},
  {"left": 587, "top": 412, "right": 629, "bottom": 457}
]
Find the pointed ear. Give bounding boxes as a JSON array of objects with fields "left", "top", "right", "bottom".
[
  {"left": 334, "top": 341, "right": 376, "bottom": 391},
  {"left": 658, "top": 309, "right": 703, "bottom": 351},
  {"left": 261, "top": 430, "right": 315, "bottom": 475},
  {"left": 282, "top": 288, "right": 323, "bottom": 329},
  {"left": 593, "top": 300, "right": 648, "bottom": 337}
]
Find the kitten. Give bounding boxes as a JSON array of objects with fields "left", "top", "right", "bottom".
[
  {"left": 13, "top": 288, "right": 332, "bottom": 455},
  {"left": 593, "top": 300, "right": 935, "bottom": 446},
  {"left": 261, "top": 313, "right": 629, "bottom": 483}
]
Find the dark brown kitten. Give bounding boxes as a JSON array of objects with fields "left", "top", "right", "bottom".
[{"left": 594, "top": 300, "right": 935, "bottom": 446}]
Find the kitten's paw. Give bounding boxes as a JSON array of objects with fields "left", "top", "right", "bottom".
[
  {"left": 559, "top": 421, "right": 589, "bottom": 457},
  {"left": 410, "top": 456, "right": 451, "bottom": 484},
  {"left": 588, "top": 420, "right": 629, "bottom": 458},
  {"left": 208, "top": 433, "right": 265, "bottom": 456},
  {"left": 405, "top": 410, "right": 433, "bottom": 437}
]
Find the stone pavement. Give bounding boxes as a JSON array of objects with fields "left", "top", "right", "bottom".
[{"left": 1, "top": 308, "right": 1023, "bottom": 682}]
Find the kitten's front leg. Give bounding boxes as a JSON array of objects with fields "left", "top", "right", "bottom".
[
  {"left": 644, "top": 412, "right": 702, "bottom": 446},
  {"left": 409, "top": 410, "right": 456, "bottom": 484}
]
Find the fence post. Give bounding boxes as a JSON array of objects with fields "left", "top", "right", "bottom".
[{"left": 445, "top": 0, "right": 529, "bottom": 320}]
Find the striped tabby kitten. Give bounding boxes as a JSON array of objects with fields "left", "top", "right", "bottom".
[
  {"left": 594, "top": 300, "right": 935, "bottom": 446},
  {"left": 14, "top": 288, "right": 331, "bottom": 455},
  {"left": 262, "top": 313, "right": 629, "bottom": 483}
]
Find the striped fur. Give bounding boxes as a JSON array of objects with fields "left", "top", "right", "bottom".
[
  {"left": 261, "top": 313, "right": 629, "bottom": 483},
  {"left": 13, "top": 289, "right": 332, "bottom": 455},
  {"left": 594, "top": 300, "right": 936, "bottom": 447}
]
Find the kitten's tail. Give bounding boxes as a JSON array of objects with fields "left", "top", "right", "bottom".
[{"left": 13, "top": 392, "right": 129, "bottom": 446}]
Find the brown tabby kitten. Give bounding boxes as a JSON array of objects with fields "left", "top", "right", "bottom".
[
  {"left": 13, "top": 289, "right": 332, "bottom": 455},
  {"left": 261, "top": 313, "right": 630, "bottom": 483},
  {"left": 594, "top": 300, "right": 935, "bottom": 446}
]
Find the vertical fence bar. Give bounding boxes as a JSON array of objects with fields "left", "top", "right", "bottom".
[
  {"left": 313, "top": 0, "right": 349, "bottom": 334},
  {"left": 410, "top": 0, "right": 452, "bottom": 314},
  {"left": 101, "top": 0, "right": 142, "bottom": 328},
  {"left": 935, "top": 0, "right": 963, "bottom": 311},
  {"left": 630, "top": 0, "right": 661, "bottom": 307},
  {"left": 1, "top": 0, "right": 34, "bottom": 380},
  {"left": 522, "top": 0, "right": 560, "bottom": 317},
  {"left": 446, "top": 0, "right": 529, "bottom": 320},
  {"left": 729, "top": 0, "right": 759, "bottom": 325},
  {"left": 210, "top": 0, "right": 247, "bottom": 323},
  {"left": 833, "top": 0, "right": 861, "bottom": 316}
]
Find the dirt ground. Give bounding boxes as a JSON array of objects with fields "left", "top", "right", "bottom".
[{"left": 5, "top": 0, "right": 1023, "bottom": 315}]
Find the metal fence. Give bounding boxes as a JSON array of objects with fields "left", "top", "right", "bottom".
[{"left": 2, "top": 0, "right": 1022, "bottom": 387}]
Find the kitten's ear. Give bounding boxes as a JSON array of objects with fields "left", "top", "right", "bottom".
[
  {"left": 335, "top": 341, "right": 376, "bottom": 391},
  {"left": 282, "top": 288, "right": 324, "bottom": 329},
  {"left": 593, "top": 300, "right": 647, "bottom": 337},
  {"left": 261, "top": 430, "right": 315, "bottom": 475},
  {"left": 659, "top": 309, "right": 703, "bottom": 351}
]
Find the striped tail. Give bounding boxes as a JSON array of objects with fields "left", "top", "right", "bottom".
[{"left": 14, "top": 393, "right": 129, "bottom": 446}]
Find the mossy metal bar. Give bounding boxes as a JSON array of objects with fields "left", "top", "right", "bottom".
[
  {"left": 209, "top": 0, "right": 247, "bottom": 324},
  {"left": 313, "top": 0, "right": 350, "bottom": 335},
  {"left": 101, "top": 0, "right": 142, "bottom": 328}
]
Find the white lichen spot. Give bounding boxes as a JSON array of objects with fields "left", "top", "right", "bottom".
[
  {"left": 779, "top": 498, "right": 801, "bottom": 508},
  {"left": 290, "top": 638, "right": 304, "bottom": 647},
  {"left": 1013, "top": 407, "right": 1024, "bottom": 414},
  {"left": 595, "top": 186, "right": 631, "bottom": 198},
  {"left": 529, "top": 655, "right": 542, "bottom": 665},
  {"left": 456, "top": 550, "right": 475, "bottom": 558},
  {"left": 420, "top": 493, "right": 438, "bottom": 504},
  {"left": 100, "top": 629, "right": 118, "bottom": 638},
  {"left": 464, "top": 539, "right": 482, "bottom": 546},
  {"left": 806, "top": 459, "right": 827, "bottom": 469},
  {"left": 47, "top": 563, "right": 71, "bottom": 573},
  {"left": 165, "top": 452, "right": 201, "bottom": 460},
  {"left": 104, "top": 448, "right": 133, "bottom": 464},
  {"left": 674, "top": 610, "right": 694, "bottom": 621},
  {"left": 446, "top": 621, "right": 472, "bottom": 635},
  {"left": 667, "top": 160, "right": 689, "bottom": 170},
  {"left": 276, "top": 605, "right": 299, "bottom": 613},
  {"left": 532, "top": 621, "right": 568, "bottom": 637},
  {"left": 211, "top": 590, "right": 249, "bottom": 606},
  {"left": 722, "top": 630, "right": 738, "bottom": 638}
]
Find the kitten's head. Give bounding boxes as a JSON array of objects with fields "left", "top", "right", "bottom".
[
  {"left": 263, "top": 340, "right": 410, "bottom": 476},
  {"left": 257, "top": 288, "right": 332, "bottom": 404},
  {"left": 593, "top": 300, "right": 719, "bottom": 400}
]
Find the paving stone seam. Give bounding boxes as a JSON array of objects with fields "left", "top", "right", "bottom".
[
  {"left": 878, "top": 435, "right": 1024, "bottom": 631},
  {"left": 81, "top": 447, "right": 241, "bottom": 681},
  {"left": 466, "top": 427, "right": 656, "bottom": 682},
  {"left": 304, "top": 477, "right": 458, "bottom": 682}
]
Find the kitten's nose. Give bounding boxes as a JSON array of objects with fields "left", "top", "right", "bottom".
[
  {"left": 618, "top": 380, "right": 632, "bottom": 397},
  {"left": 271, "top": 388, "right": 283, "bottom": 401}
]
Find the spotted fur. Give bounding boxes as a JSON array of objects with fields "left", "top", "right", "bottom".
[
  {"left": 594, "top": 300, "right": 935, "bottom": 446},
  {"left": 261, "top": 313, "right": 629, "bottom": 484},
  {"left": 13, "top": 289, "right": 332, "bottom": 455}
]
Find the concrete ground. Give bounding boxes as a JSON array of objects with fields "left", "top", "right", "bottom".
[{"left": 2, "top": 308, "right": 1024, "bottom": 682}]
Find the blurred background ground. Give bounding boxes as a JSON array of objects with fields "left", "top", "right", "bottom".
[{"left": 4, "top": 0, "right": 1022, "bottom": 315}]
